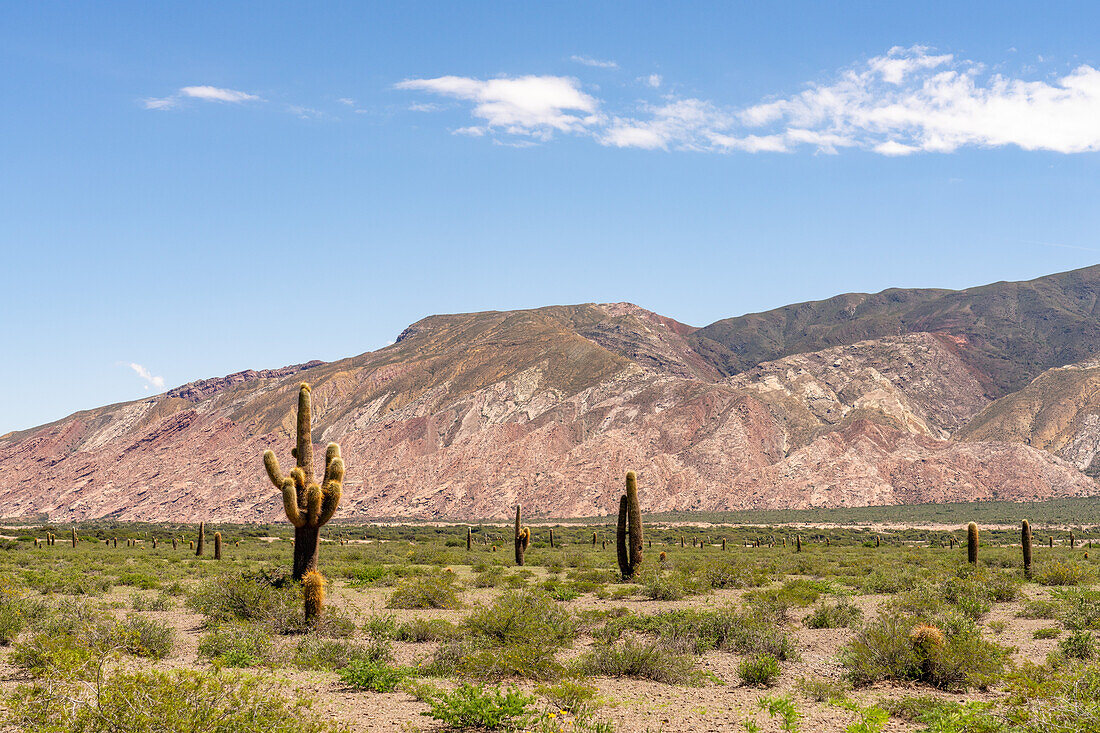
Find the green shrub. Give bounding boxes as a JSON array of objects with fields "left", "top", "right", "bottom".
[
  {"left": 338, "top": 658, "right": 415, "bottom": 692},
  {"left": 804, "top": 600, "right": 863, "bottom": 629},
  {"left": 1036, "top": 561, "right": 1093, "bottom": 587},
  {"left": 416, "top": 682, "right": 539, "bottom": 731},
  {"left": 294, "top": 635, "right": 389, "bottom": 671},
  {"left": 1057, "top": 630, "right": 1096, "bottom": 661},
  {"left": 10, "top": 632, "right": 102, "bottom": 680},
  {"left": 111, "top": 614, "right": 174, "bottom": 659},
  {"left": 463, "top": 590, "right": 575, "bottom": 649},
  {"left": 1019, "top": 598, "right": 1059, "bottom": 619},
  {"left": 388, "top": 574, "right": 463, "bottom": 609},
  {"left": 197, "top": 624, "right": 276, "bottom": 668},
  {"left": 130, "top": 592, "right": 173, "bottom": 612},
  {"left": 739, "top": 653, "right": 781, "bottom": 686},
  {"left": 536, "top": 680, "right": 603, "bottom": 716},
  {"left": 0, "top": 578, "right": 32, "bottom": 644},
  {"left": 1034, "top": 627, "right": 1061, "bottom": 640},
  {"left": 186, "top": 571, "right": 302, "bottom": 632},
  {"left": 5, "top": 668, "right": 340, "bottom": 732},
  {"left": 396, "top": 617, "right": 461, "bottom": 642},
  {"left": 840, "top": 613, "right": 1010, "bottom": 691},
  {"left": 575, "top": 639, "right": 695, "bottom": 684},
  {"left": 1055, "top": 588, "right": 1100, "bottom": 630}
]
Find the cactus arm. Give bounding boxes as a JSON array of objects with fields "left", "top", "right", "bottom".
[
  {"left": 296, "top": 383, "right": 314, "bottom": 482},
  {"left": 323, "top": 443, "right": 342, "bottom": 481},
  {"left": 281, "top": 478, "right": 305, "bottom": 527},
  {"left": 263, "top": 450, "right": 285, "bottom": 489},
  {"left": 305, "top": 483, "right": 323, "bottom": 526},
  {"left": 318, "top": 445, "right": 345, "bottom": 526},
  {"left": 318, "top": 474, "right": 342, "bottom": 527}
]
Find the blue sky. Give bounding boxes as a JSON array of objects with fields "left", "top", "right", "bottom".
[{"left": 3, "top": 1, "right": 1100, "bottom": 434}]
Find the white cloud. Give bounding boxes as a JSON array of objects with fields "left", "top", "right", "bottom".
[
  {"left": 144, "top": 85, "right": 261, "bottom": 110},
  {"left": 400, "top": 47, "right": 1100, "bottom": 155},
  {"left": 338, "top": 97, "right": 356, "bottom": 106},
  {"left": 571, "top": 55, "right": 618, "bottom": 69},
  {"left": 737, "top": 46, "right": 1100, "bottom": 154},
  {"left": 395, "top": 75, "right": 601, "bottom": 139},
  {"left": 127, "top": 363, "right": 164, "bottom": 390}
]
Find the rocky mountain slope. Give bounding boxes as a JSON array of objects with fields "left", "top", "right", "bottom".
[
  {"left": 690, "top": 264, "right": 1100, "bottom": 398},
  {"left": 4, "top": 267, "right": 1100, "bottom": 522}
]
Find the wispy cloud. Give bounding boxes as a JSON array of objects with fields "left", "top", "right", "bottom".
[
  {"left": 400, "top": 46, "right": 1100, "bottom": 155},
  {"left": 394, "top": 75, "right": 601, "bottom": 140},
  {"left": 144, "top": 85, "right": 262, "bottom": 110},
  {"left": 126, "top": 363, "right": 165, "bottom": 390},
  {"left": 571, "top": 55, "right": 618, "bottom": 69}
]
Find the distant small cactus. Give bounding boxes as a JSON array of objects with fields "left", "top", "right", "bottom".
[
  {"left": 172, "top": 537, "right": 178, "bottom": 550},
  {"left": 196, "top": 522, "right": 205, "bottom": 557},
  {"left": 1022, "top": 520, "right": 1033, "bottom": 578},
  {"left": 910, "top": 623, "right": 945, "bottom": 679},
  {"left": 1070, "top": 531, "right": 1076, "bottom": 548},
  {"left": 467, "top": 527, "right": 472, "bottom": 552},
  {"left": 214, "top": 532, "right": 222, "bottom": 560},
  {"left": 967, "top": 522, "right": 979, "bottom": 564},
  {"left": 71, "top": 528, "right": 77, "bottom": 548},
  {"left": 796, "top": 536, "right": 802, "bottom": 553},
  {"left": 659, "top": 551, "right": 667, "bottom": 562},
  {"left": 549, "top": 527, "right": 555, "bottom": 548}
]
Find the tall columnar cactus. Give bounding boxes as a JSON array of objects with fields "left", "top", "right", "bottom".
[
  {"left": 263, "top": 383, "right": 345, "bottom": 581},
  {"left": 616, "top": 471, "right": 644, "bottom": 580},
  {"left": 1070, "top": 531, "right": 1076, "bottom": 548},
  {"left": 214, "top": 532, "right": 222, "bottom": 560},
  {"left": 303, "top": 570, "right": 325, "bottom": 622},
  {"left": 796, "top": 535, "right": 802, "bottom": 553},
  {"left": 71, "top": 528, "right": 77, "bottom": 548},
  {"left": 967, "top": 522, "right": 979, "bottom": 564},
  {"left": 172, "top": 537, "right": 178, "bottom": 550},
  {"left": 1049, "top": 535, "right": 1054, "bottom": 548},
  {"left": 152, "top": 537, "right": 158, "bottom": 549},
  {"left": 513, "top": 505, "right": 530, "bottom": 566},
  {"left": 1021, "top": 520, "right": 1033, "bottom": 578},
  {"left": 592, "top": 532, "right": 597, "bottom": 547},
  {"left": 549, "top": 527, "right": 555, "bottom": 548},
  {"left": 196, "top": 522, "right": 205, "bottom": 556},
  {"left": 467, "top": 527, "right": 472, "bottom": 552}
]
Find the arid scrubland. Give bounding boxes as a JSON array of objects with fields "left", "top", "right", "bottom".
[{"left": 0, "top": 518, "right": 1097, "bottom": 732}]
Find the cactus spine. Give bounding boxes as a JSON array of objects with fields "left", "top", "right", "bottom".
[
  {"left": 1021, "top": 520, "right": 1033, "bottom": 578},
  {"left": 303, "top": 570, "right": 325, "bottom": 622},
  {"left": 262, "top": 383, "right": 344, "bottom": 581},
  {"left": 195, "top": 522, "right": 205, "bottom": 556},
  {"left": 514, "top": 505, "right": 530, "bottom": 566},
  {"left": 214, "top": 532, "right": 222, "bottom": 560},
  {"left": 615, "top": 471, "right": 643, "bottom": 580},
  {"left": 967, "top": 522, "right": 979, "bottom": 564}
]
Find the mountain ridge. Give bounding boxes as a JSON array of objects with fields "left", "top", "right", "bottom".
[{"left": 4, "top": 269, "right": 1100, "bottom": 522}]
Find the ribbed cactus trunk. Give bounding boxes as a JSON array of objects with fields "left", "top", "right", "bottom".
[
  {"left": 1021, "top": 520, "right": 1032, "bottom": 578},
  {"left": 71, "top": 528, "right": 77, "bottom": 548},
  {"left": 263, "top": 383, "right": 344, "bottom": 581},
  {"left": 967, "top": 522, "right": 979, "bottom": 564},
  {"left": 195, "top": 522, "right": 205, "bottom": 556},
  {"left": 514, "top": 505, "right": 529, "bottom": 566},
  {"left": 214, "top": 532, "right": 222, "bottom": 560},
  {"left": 615, "top": 472, "right": 644, "bottom": 579}
]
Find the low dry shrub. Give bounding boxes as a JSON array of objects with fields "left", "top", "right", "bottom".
[{"left": 388, "top": 574, "right": 464, "bottom": 610}]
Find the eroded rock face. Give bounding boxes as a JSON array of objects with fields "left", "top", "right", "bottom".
[
  {"left": 1, "top": 302, "right": 1096, "bottom": 522},
  {"left": 958, "top": 361, "right": 1100, "bottom": 476}
]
